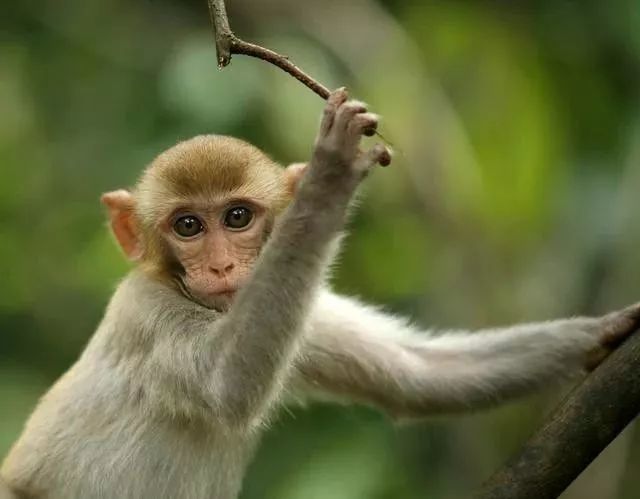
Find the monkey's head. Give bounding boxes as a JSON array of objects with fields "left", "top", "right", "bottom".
[{"left": 101, "top": 135, "right": 305, "bottom": 311}]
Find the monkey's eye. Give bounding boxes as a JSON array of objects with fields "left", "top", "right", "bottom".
[
  {"left": 173, "top": 216, "right": 204, "bottom": 238},
  {"left": 223, "top": 206, "right": 254, "bottom": 230}
]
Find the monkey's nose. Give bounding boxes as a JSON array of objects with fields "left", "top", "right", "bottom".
[{"left": 209, "top": 263, "right": 235, "bottom": 277}]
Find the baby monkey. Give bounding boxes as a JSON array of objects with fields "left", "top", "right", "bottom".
[{"left": 2, "top": 89, "right": 639, "bottom": 499}]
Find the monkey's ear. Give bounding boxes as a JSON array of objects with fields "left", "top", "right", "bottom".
[
  {"left": 284, "top": 163, "right": 307, "bottom": 195},
  {"left": 101, "top": 190, "right": 142, "bottom": 261}
]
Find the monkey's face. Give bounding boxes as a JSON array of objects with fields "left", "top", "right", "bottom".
[
  {"left": 159, "top": 198, "right": 271, "bottom": 311},
  {"left": 101, "top": 135, "right": 301, "bottom": 312}
]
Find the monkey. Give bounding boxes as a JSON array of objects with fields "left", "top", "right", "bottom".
[
  {"left": 0, "top": 478, "right": 16, "bottom": 499},
  {"left": 1, "top": 88, "right": 639, "bottom": 499}
]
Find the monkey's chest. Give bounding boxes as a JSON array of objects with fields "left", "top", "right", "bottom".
[{"left": 131, "top": 424, "right": 261, "bottom": 498}]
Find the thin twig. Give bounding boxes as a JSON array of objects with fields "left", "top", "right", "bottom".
[{"left": 206, "top": 0, "right": 330, "bottom": 99}]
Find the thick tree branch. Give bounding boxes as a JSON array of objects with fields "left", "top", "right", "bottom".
[
  {"left": 477, "top": 332, "right": 640, "bottom": 499},
  {"left": 206, "top": 0, "right": 330, "bottom": 99}
]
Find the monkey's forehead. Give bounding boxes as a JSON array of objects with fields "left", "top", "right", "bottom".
[
  {"left": 147, "top": 135, "right": 282, "bottom": 193},
  {"left": 134, "top": 135, "right": 287, "bottom": 220}
]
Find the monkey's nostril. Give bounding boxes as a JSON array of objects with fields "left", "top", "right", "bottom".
[{"left": 210, "top": 263, "right": 234, "bottom": 277}]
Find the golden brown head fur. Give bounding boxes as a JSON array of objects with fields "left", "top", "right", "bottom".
[{"left": 135, "top": 135, "right": 288, "bottom": 227}]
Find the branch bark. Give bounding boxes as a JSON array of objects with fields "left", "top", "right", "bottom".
[
  {"left": 206, "top": 0, "right": 330, "bottom": 99},
  {"left": 477, "top": 332, "right": 640, "bottom": 499}
]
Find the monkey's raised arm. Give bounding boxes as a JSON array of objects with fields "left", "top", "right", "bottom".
[
  {"left": 197, "top": 90, "right": 390, "bottom": 426},
  {"left": 291, "top": 291, "right": 640, "bottom": 417}
]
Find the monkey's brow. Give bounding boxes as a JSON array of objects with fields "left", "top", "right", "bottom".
[{"left": 167, "top": 197, "right": 264, "bottom": 217}]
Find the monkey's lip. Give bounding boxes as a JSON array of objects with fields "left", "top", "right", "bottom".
[{"left": 202, "top": 278, "right": 248, "bottom": 300}]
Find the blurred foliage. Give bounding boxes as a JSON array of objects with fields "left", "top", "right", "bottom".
[{"left": 2, "top": 0, "right": 640, "bottom": 497}]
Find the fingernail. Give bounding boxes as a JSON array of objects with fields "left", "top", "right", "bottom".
[{"left": 379, "top": 151, "right": 392, "bottom": 167}]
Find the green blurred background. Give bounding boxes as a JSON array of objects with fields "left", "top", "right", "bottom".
[{"left": 2, "top": 0, "right": 640, "bottom": 497}]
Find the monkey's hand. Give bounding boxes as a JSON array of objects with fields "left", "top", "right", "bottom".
[
  {"left": 584, "top": 303, "right": 640, "bottom": 370},
  {"left": 306, "top": 88, "right": 392, "bottom": 193}
]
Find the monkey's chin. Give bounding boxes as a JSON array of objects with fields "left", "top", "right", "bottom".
[{"left": 195, "top": 291, "right": 236, "bottom": 312}]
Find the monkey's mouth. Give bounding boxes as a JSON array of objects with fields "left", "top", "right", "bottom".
[{"left": 208, "top": 283, "right": 239, "bottom": 296}]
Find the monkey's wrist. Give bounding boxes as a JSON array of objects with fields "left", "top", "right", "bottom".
[
  {"left": 296, "top": 171, "right": 359, "bottom": 210},
  {"left": 304, "top": 161, "right": 361, "bottom": 198}
]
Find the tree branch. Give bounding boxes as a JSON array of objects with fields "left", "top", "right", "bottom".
[
  {"left": 206, "top": 0, "right": 330, "bottom": 99},
  {"left": 477, "top": 332, "right": 640, "bottom": 499}
]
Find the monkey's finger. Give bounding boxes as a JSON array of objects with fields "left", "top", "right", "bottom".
[
  {"left": 354, "top": 144, "right": 392, "bottom": 171},
  {"left": 585, "top": 345, "right": 610, "bottom": 372},
  {"left": 363, "top": 127, "right": 377, "bottom": 137},
  {"left": 348, "top": 113, "right": 379, "bottom": 138},
  {"left": 599, "top": 306, "right": 640, "bottom": 347},
  {"left": 622, "top": 302, "right": 640, "bottom": 322},
  {"left": 319, "top": 88, "right": 349, "bottom": 137},
  {"left": 377, "top": 146, "right": 393, "bottom": 167},
  {"left": 334, "top": 100, "right": 368, "bottom": 133}
]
